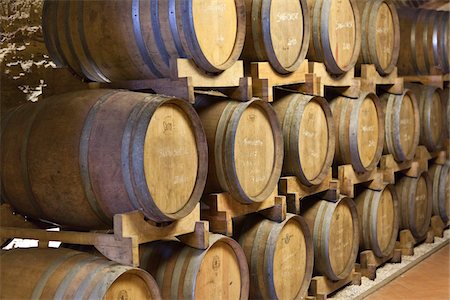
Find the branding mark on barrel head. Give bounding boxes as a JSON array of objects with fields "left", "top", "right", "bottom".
[
  {"left": 212, "top": 255, "right": 221, "bottom": 271},
  {"left": 283, "top": 233, "right": 294, "bottom": 244},
  {"left": 118, "top": 290, "right": 128, "bottom": 300}
]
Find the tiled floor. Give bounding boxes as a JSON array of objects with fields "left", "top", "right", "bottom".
[{"left": 366, "top": 244, "right": 450, "bottom": 300}]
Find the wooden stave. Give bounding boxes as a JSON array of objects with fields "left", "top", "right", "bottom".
[
  {"left": 307, "top": 0, "right": 362, "bottom": 75},
  {"left": 357, "top": 0, "right": 400, "bottom": 75},
  {"left": 236, "top": 213, "right": 314, "bottom": 300},
  {"left": 429, "top": 164, "right": 450, "bottom": 224},
  {"left": 196, "top": 97, "right": 284, "bottom": 204},
  {"left": 140, "top": 234, "right": 250, "bottom": 300},
  {"left": 272, "top": 93, "right": 335, "bottom": 186},
  {"left": 396, "top": 173, "right": 433, "bottom": 241},
  {"left": 380, "top": 90, "right": 420, "bottom": 162},
  {"left": 0, "top": 90, "right": 208, "bottom": 229},
  {"left": 354, "top": 186, "right": 399, "bottom": 258},
  {"left": 42, "top": 0, "right": 246, "bottom": 82},
  {"left": 0, "top": 248, "right": 161, "bottom": 299},
  {"left": 301, "top": 197, "right": 359, "bottom": 281},
  {"left": 330, "top": 93, "right": 385, "bottom": 173},
  {"left": 241, "top": 0, "right": 311, "bottom": 73}
]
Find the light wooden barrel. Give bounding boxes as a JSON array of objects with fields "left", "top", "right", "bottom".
[
  {"left": 380, "top": 90, "right": 420, "bottom": 162},
  {"left": 429, "top": 163, "right": 450, "bottom": 224},
  {"left": 330, "top": 93, "right": 384, "bottom": 173},
  {"left": 355, "top": 186, "right": 399, "bottom": 258},
  {"left": 356, "top": 0, "right": 400, "bottom": 75},
  {"left": 196, "top": 96, "right": 283, "bottom": 204},
  {"left": 301, "top": 197, "right": 359, "bottom": 281},
  {"left": 140, "top": 234, "right": 249, "bottom": 300},
  {"left": 397, "top": 8, "right": 449, "bottom": 75},
  {"left": 406, "top": 83, "right": 445, "bottom": 152},
  {"left": 396, "top": 172, "right": 432, "bottom": 240},
  {"left": 236, "top": 213, "right": 314, "bottom": 300},
  {"left": 241, "top": 0, "right": 310, "bottom": 73},
  {"left": 42, "top": 0, "right": 246, "bottom": 82},
  {"left": 0, "top": 248, "right": 161, "bottom": 299},
  {"left": 0, "top": 90, "right": 208, "bottom": 229},
  {"left": 272, "top": 93, "right": 335, "bottom": 186},
  {"left": 306, "top": 0, "right": 361, "bottom": 75}
]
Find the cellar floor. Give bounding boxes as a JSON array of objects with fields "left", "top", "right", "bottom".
[{"left": 366, "top": 244, "right": 449, "bottom": 300}]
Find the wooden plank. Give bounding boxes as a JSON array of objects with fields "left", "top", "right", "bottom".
[
  {"left": 359, "top": 64, "right": 404, "bottom": 94},
  {"left": 338, "top": 165, "right": 384, "bottom": 198}
]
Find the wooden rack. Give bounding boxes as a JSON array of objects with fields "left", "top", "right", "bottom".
[
  {"left": 359, "top": 249, "right": 402, "bottom": 280},
  {"left": 359, "top": 64, "right": 404, "bottom": 94},
  {"left": 337, "top": 165, "right": 385, "bottom": 198}
]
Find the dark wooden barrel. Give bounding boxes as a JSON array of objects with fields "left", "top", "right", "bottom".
[
  {"left": 355, "top": 186, "right": 399, "bottom": 258},
  {"left": 196, "top": 96, "right": 283, "bottom": 204},
  {"left": 356, "top": 0, "right": 400, "bottom": 75},
  {"left": 236, "top": 213, "right": 314, "bottom": 300},
  {"left": 406, "top": 83, "right": 445, "bottom": 152},
  {"left": 1, "top": 89, "right": 208, "bottom": 229},
  {"left": 301, "top": 197, "right": 359, "bottom": 281},
  {"left": 0, "top": 248, "right": 161, "bottom": 299},
  {"left": 396, "top": 172, "right": 433, "bottom": 241},
  {"left": 42, "top": 0, "right": 246, "bottom": 82},
  {"left": 429, "top": 163, "right": 450, "bottom": 224},
  {"left": 241, "top": 0, "right": 310, "bottom": 73},
  {"left": 140, "top": 234, "right": 249, "bottom": 300},
  {"left": 330, "top": 92, "right": 385, "bottom": 173},
  {"left": 380, "top": 90, "right": 420, "bottom": 162},
  {"left": 272, "top": 92, "right": 335, "bottom": 186},
  {"left": 306, "top": 0, "right": 361, "bottom": 75}
]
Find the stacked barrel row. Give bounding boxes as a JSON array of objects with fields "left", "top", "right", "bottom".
[{"left": 1, "top": 0, "right": 449, "bottom": 299}]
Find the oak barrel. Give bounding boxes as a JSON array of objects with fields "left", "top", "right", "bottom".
[
  {"left": 306, "top": 0, "right": 361, "bottom": 75},
  {"left": 397, "top": 7, "right": 449, "bottom": 75},
  {"left": 1, "top": 90, "right": 208, "bottom": 229},
  {"left": 354, "top": 186, "right": 399, "bottom": 258},
  {"left": 406, "top": 83, "right": 445, "bottom": 152},
  {"left": 140, "top": 234, "right": 249, "bottom": 300},
  {"left": 236, "top": 213, "right": 314, "bottom": 300},
  {"left": 380, "top": 90, "right": 420, "bottom": 162},
  {"left": 196, "top": 96, "right": 283, "bottom": 204},
  {"left": 301, "top": 197, "right": 359, "bottom": 281},
  {"left": 330, "top": 93, "right": 385, "bottom": 173},
  {"left": 42, "top": 0, "right": 246, "bottom": 82},
  {"left": 429, "top": 163, "right": 450, "bottom": 224},
  {"left": 272, "top": 92, "right": 335, "bottom": 186},
  {"left": 0, "top": 248, "right": 161, "bottom": 299},
  {"left": 356, "top": 0, "right": 400, "bottom": 75},
  {"left": 241, "top": 0, "right": 310, "bottom": 73},
  {"left": 396, "top": 172, "right": 432, "bottom": 241}
]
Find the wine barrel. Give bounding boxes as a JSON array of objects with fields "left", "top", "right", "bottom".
[
  {"left": 196, "top": 96, "right": 283, "bottom": 204},
  {"left": 236, "top": 213, "right": 313, "bottom": 300},
  {"left": 429, "top": 163, "right": 450, "bottom": 224},
  {"left": 406, "top": 83, "right": 445, "bottom": 152},
  {"left": 0, "top": 248, "right": 160, "bottom": 299},
  {"left": 397, "top": 8, "right": 449, "bottom": 75},
  {"left": 241, "top": 0, "right": 310, "bottom": 73},
  {"left": 301, "top": 197, "right": 359, "bottom": 281},
  {"left": 356, "top": 0, "right": 400, "bottom": 75},
  {"left": 306, "top": 0, "right": 361, "bottom": 75},
  {"left": 380, "top": 90, "right": 420, "bottom": 162},
  {"left": 354, "top": 186, "right": 399, "bottom": 258},
  {"left": 396, "top": 172, "right": 432, "bottom": 240},
  {"left": 42, "top": 0, "right": 246, "bottom": 82},
  {"left": 272, "top": 92, "right": 335, "bottom": 186},
  {"left": 330, "top": 93, "right": 384, "bottom": 173},
  {"left": 140, "top": 234, "right": 249, "bottom": 300},
  {"left": 1, "top": 90, "right": 208, "bottom": 229}
]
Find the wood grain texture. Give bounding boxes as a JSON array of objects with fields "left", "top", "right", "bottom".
[
  {"left": 272, "top": 92, "right": 335, "bottom": 186},
  {"left": 140, "top": 234, "right": 249, "bottom": 300},
  {"left": 1, "top": 90, "right": 208, "bottom": 229},
  {"left": 236, "top": 213, "right": 313, "bottom": 300},
  {"left": 196, "top": 95, "right": 283, "bottom": 204},
  {"left": 380, "top": 90, "right": 420, "bottom": 162},
  {"left": 241, "top": 0, "right": 310, "bottom": 73},
  {"left": 354, "top": 185, "right": 399, "bottom": 258},
  {"left": 429, "top": 164, "right": 450, "bottom": 224},
  {"left": 0, "top": 248, "right": 161, "bottom": 300},
  {"left": 42, "top": 0, "right": 246, "bottom": 81}
]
